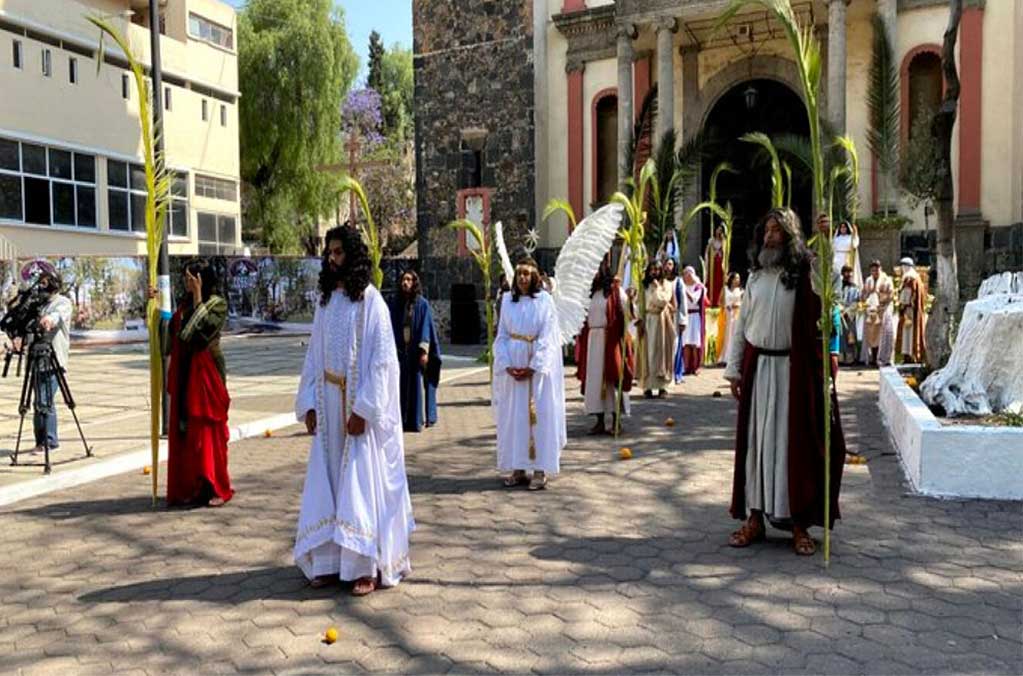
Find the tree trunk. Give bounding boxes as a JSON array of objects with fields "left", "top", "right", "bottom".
[{"left": 925, "top": 0, "right": 962, "bottom": 370}]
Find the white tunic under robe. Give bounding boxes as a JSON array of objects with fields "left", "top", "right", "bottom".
[
  {"left": 584, "top": 290, "right": 630, "bottom": 417},
  {"left": 493, "top": 292, "right": 566, "bottom": 475},
  {"left": 682, "top": 283, "right": 704, "bottom": 347},
  {"left": 723, "top": 269, "right": 796, "bottom": 521},
  {"left": 293, "top": 285, "right": 414, "bottom": 586}
]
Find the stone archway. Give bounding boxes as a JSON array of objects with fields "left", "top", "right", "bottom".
[{"left": 694, "top": 55, "right": 805, "bottom": 132}]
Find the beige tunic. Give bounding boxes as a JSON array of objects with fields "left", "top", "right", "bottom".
[
  {"left": 723, "top": 269, "right": 795, "bottom": 521},
  {"left": 643, "top": 280, "right": 676, "bottom": 391}
]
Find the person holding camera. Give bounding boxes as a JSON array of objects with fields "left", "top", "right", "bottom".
[{"left": 28, "top": 271, "right": 72, "bottom": 455}]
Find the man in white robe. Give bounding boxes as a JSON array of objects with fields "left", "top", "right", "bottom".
[
  {"left": 293, "top": 226, "right": 414, "bottom": 596},
  {"left": 493, "top": 259, "right": 566, "bottom": 491},
  {"left": 724, "top": 209, "right": 845, "bottom": 557}
]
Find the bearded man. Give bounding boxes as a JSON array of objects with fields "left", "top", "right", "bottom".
[
  {"left": 723, "top": 208, "right": 846, "bottom": 556},
  {"left": 388, "top": 270, "right": 441, "bottom": 432},
  {"left": 294, "top": 226, "right": 414, "bottom": 596}
]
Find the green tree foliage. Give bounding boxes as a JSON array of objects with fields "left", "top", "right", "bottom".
[
  {"left": 378, "top": 44, "right": 414, "bottom": 143},
  {"left": 237, "top": 0, "right": 359, "bottom": 253},
  {"left": 899, "top": 101, "right": 943, "bottom": 212},
  {"left": 367, "top": 30, "right": 385, "bottom": 93}
]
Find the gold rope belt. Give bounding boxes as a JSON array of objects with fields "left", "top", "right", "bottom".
[
  {"left": 324, "top": 369, "right": 348, "bottom": 419},
  {"left": 507, "top": 333, "right": 538, "bottom": 459}
]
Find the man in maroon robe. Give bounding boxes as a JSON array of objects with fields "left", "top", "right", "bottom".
[
  {"left": 576, "top": 258, "right": 634, "bottom": 435},
  {"left": 723, "top": 208, "right": 845, "bottom": 556}
]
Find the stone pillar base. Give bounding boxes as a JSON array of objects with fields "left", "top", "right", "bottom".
[{"left": 955, "top": 211, "right": 990, "bottom": 300}]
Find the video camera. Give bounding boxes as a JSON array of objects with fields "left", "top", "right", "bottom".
[{"left": 0, "top": 277, "right": 53, "bottom": 345}]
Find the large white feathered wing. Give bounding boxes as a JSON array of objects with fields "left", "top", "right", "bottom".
[
  {"left": 494, "top": 220, "right": 514, "bottom": 283},
  {"left": 551, "top": 202, "right": 625, "bottom": 344}
]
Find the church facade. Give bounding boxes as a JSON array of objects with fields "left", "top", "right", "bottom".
[{"left": 414, "top": 0, "right": 1021, "bottom": 336}]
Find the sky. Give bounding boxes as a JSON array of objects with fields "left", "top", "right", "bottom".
[{"left": 225, "top": 0, "right": 413, "bottom": 84}]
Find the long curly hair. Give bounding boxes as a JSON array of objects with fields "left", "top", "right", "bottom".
[
  {"left": 748, "top": 207, "right": 810, "bottom": 290},
  {"left": 590, "top": 256, "right": 614, "bottom": 297},
  {"left": 643, "top": 260, "right": 663, "bottom": 289},
  {"left": 319, "top": 225, "right": 371, "bottom": 305},
  {"left": 400, "top": 269, "right": 422, "bottom": 298}
]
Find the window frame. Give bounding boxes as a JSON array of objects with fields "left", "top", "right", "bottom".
[
  {"left": 12, "top": 39, "right": 22, "bottom": 69},
  {"left": 0, "top": 137, "right": 97, "bottom": 228},
  {"left": 41, "top": 47, "right": 51, "bottom": 77},
  {"left": 187, "top": 12, "right": 234, "bottom": 50},
  {"left": 196, "top": 211, "right": 237, "bottom": 254},
  {"left": 68, "top": 55, "right": 77, "bottom": 84}
]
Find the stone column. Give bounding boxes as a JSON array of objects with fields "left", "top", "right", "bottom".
[
  {"left": 827, "top": 0, "right": 848, "bottom": 133},
  {"left": 655, "top": 17, "right": 677, "bottom": 140},
  {"left": 616, "top": 23, "right": 637, "bottom": 189}
]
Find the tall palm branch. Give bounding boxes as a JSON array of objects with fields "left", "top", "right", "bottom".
[
  {"left": 337, "top": 176, "right": 384, "bottom": 288},
  {"left": 446, "top": 219, "right": 495, "bottom": 381},
  {"left": 622, "top": 86, "right": 658, "bottom": 197},
  {"left": 90, "top": 15, "right": 171, "bottom": 506},
  {"left": 717, "top": 0, "right": 839, "bottom": 565},
  {"left": 867, "top": 12, "right": 900, "bottom": 217}
]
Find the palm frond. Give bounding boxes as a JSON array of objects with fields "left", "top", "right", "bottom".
[
  {"left": 782, "top": 162, "right": 793, "bottom": 208},
  {"left": 542, "top": 198, "right": 578, "bottom": 233},
  {"left": 741, "top": 132, "right": 785, "bottom": 208},
  {"left": 337, "top": 175, "right": 383, "bottom": 288},
  {"left": 623, "top": 84, "right": 658, "bottom": 193},
  {"left": 772, "top": 133, "right": 814, "bottom": 172},
  {"left": 867, "top": 12, "right": 900, "bottom": 176},
  {"left": 835, "top": 135, "right": 861, "bottom": 223}
]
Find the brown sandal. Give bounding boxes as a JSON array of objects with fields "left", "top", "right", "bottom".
[
  {"left": 728, "top": 517, "right": 766, "bottom": 547},
  {"left": 792, "top": 527, "right": 816, "bottom": 556},
  {"left": 503, "top": 471, "right": 529, "bottom": 488},
  {"left": 351, "top": 577, "right": 376, "bottom": 596}
]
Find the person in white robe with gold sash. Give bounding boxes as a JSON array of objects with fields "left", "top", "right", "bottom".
[
  {"left": 493, "top": 258, "right": 566, "bottom": 491},
  {"left": 293, "top": 226, "right": 414, "bottom": 597}
]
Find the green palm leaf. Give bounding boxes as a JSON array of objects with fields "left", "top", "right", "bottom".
[
  {"left": 447, "top": 219, "right": 495, "bottom": 379},
  {"left": 337, "top": 175, "right": 383, "bottom": 288},
  {"left": 741, "top": 132, "right": 785, "bottom": 208},
  {"left": 867, "top": 12, "right": 900, "bottom": 178},
  {"left": 542, "top": 198, "right": 577, "bottom": 233}
]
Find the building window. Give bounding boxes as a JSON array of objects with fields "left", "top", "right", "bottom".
[
  {"left": 68, "top": 56, "right": 77, "bottom": 84},
  {"left": 164, "top": 86, "right": 172, "bottom": 111},
  {"left": 907, "top": 51, "right": 943, "bottom": 140},
  {"left": 220, "top": 104, "right": 227, "bottom": 127},
  {"left": 41, "top": 48, "right": 51, "bottom": 77},
  {"left": 194, "top": 174, "right": 237, "bottom": 201},
  {"left": 0, "top": 137, "right": 96, "bottom": 227},
  {"left": 122, "top": 73, "right": 130, "bottom": 100},
  {"left": 197, "top": 212, "right": 236, "bottom": 254},
  {"left": 12, "top": 40, "right": 22, "bottom": 69},
  {"left": 188, "top": 13, "right": 234, "bottom": 50},
  {"left": 594, "top": 92, "right": 619, "bottom": 206},
  {"left": 107, "top": 160, "right": 188, "bottom": 235},
  {"left": 201, "top": 99, "right": 208, "bottom": 121}
]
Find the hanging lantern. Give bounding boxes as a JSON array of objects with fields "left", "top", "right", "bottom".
[{"left": 744, "top": 84, "right": 758, "bottom": 111}]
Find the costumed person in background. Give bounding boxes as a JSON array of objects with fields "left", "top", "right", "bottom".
[
  {"left": 724, "top": 208, "right": 846, "bottom": 557},
  {"left": 641, "top": 259, "right": 676, "bottom": 399},
  {"left": 165, "top": 259, "right": 233, "bottom": 508},
  {"left": 294, "top": 226, "right": 414, "bottom": 597},
  {"left": 838, "top": 265, "right": 862, "bottom": 366},
  {"left": 895, "top": 257, "right": 927, "bottom": 364},
  {"left": 719, "top": 272, "right": 743, "bottom": 367},
  {"left": 664, "top": 259, "right": 688, "bottom": 384},
  {"left": 860, "top": 260, "right": 896, "bottom": 367},
  {"left": 493, "top": 257, "right": 566, "bottom": 491},
  {"left": 388, "top": 270, "right": 441, "bottom": 432},
  {"left": 832, "top": 220, "right": 862, "bottom": 287},
  {"left": 576, "top": 256, "right": 633, "bottom": 435},
  {"left": 681, "top": 267, "right": 707, "bottom": 375},
  {"left": 704, "top": 225, "right": 727, "bottom": 308}
]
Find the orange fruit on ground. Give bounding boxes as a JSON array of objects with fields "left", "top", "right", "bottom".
[
  {"left": 665, "top": 417, "right": 676, "bottom": 427},
  {"left": 324, "top": 627, "right": 338, "bottom": 644},
  {"left": 264, "top": 429, "right": 273, "bottom": 438},
  {"left": 142, "top": 466, "right": 151, "bottom": 475},
  {"left": 619, "top": 447, "right": 633, "bottom": 460}
]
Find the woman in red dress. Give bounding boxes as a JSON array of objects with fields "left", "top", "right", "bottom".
[{"left": 165, "top": 259, "right": 233, "bottom": 507}]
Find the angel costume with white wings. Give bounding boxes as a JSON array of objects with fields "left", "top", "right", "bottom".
[
  {"left": 492, "top": 205, "right": 624, "bottom": 476},
  {"left": 293, "top": 285, "right": 415, "bottom": 587}
]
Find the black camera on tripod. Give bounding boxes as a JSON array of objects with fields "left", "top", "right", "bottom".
[{"left": 0, "top": 272, "right": 92, "bottom": 474}]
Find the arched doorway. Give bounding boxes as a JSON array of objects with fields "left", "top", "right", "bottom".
[{"left": 700, "top": 78, "right": 810, "bottom": 278}]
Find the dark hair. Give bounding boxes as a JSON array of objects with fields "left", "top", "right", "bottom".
[
  {"left": 319, "top": 225, "right": 371, "bottom": 305},
  {"left": 749, "top": 208, "right": 810, "bottom": 290},
  {"left": 663, "top": 258, "right": 679, "bottom": 280},
  {"left": 838, "top": 221, "right": 852, "bottom": 235},
  {"left": 727, "top": 271, "right": 741, "bottom": 289},
  {"left": 590, "top": 256, "right": 614, "bottom": 297},
  {"left": 841, "top": 265, "right": 853, "bottom": 275},
  {"left": 511, "top": 265, "right": 542, "bottom": 302},
  {"left": 714, "top": 224, "right": 726, "bottom": 237},
  {"left": 643, "top": 260, "right": 663, "bottom": 288},
  {"left": 400, "top": 269, "right": 422, "bottom": 298},
  {"left": 37, "top": 270, "right": 63, "bottom": 293},
  {"left": 869, "top": 259, "right": 882, "bottom": 270},
  {"left": 184, "top": 258, "right": 219, "bottom": 303}
]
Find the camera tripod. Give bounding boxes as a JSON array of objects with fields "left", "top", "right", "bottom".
[{"left": 6, "top": 338, "right": 93, "bottom": 474}]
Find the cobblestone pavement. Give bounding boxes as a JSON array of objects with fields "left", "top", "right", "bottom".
[{"left": 0, "top": 365, "right": 1019, "bottom": 675}]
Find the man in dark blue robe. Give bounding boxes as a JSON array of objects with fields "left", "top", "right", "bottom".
[{"left": 389, "top": 271, "right": 442, "bottom": 432}]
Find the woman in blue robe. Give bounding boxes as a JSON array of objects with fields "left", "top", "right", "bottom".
[{"left": 389, "top": 271, "right": 442, "bottom": 432}]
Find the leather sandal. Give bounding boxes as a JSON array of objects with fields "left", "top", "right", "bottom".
[
  {"left": 528, "top": 472, "right": 547, "bottom": 491},
  {"left": 503, "top": 471, "right": 529, "bottom": 488},
  {"left": 728, "top": 517, "right": 766, "bottom": 547},
  {"left": 792, "top": 527, "right": 816, "bottom": 556},
  {"left": 351, "top": 577, "right": 376, "bottom": 596}
]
